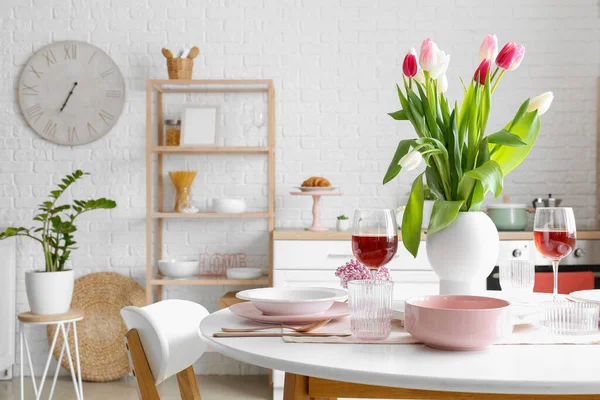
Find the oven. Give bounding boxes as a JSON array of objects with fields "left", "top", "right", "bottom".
[{"left": 487, "top": 240, "right": 600, "bottom": 292}]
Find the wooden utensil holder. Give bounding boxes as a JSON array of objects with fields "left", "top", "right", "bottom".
[{"left": 167, "top": 58, "right": 193, "bottom": 79}]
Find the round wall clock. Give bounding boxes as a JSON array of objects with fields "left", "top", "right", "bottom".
[{"left": 18, "top": 41, "right": 125, "bottom": 146}]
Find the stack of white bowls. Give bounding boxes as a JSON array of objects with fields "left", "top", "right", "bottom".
[{"left": 212, "top": 198, "right": 246, "bottom": 213}]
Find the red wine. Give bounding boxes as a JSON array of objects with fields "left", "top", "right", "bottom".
[
  {"left": 534, "top": 230, "right": 576, "bottom": 261},
  {"left": 352, "top": 235, "right": 398, "bottom": 268}
]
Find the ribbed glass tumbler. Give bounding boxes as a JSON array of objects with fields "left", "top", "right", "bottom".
[
  {"left": 500, "top": 260, "right": 535, "bottom": 295},
  {"left": 347, "top": 280, "right": 394, "bottom": 340}
]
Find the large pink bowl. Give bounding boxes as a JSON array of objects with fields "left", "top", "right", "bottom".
[{"left": 404, "top": 295, "right": 511, "bottom": 351}]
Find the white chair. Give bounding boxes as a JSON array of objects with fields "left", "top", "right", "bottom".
[{"left": 120, "top": 299, "right": 209, "bottom": 400}]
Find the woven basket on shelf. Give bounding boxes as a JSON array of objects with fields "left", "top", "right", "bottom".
[
  {"left": 47, "top": 272, "right": 145, "bottom": 382},
  {"left": 167, "top": 58, "right": 193, "bottom": 79}
]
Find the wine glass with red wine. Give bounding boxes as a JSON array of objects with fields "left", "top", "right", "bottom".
[
  {"left": 351, "top": 209, "right": 398, "bottom": 276},
  {"left": 533, "top": 207, "right": 577, "bottom": 297}
]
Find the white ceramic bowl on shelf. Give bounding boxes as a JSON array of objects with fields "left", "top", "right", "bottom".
[
  {"left": 212, "top": 198, "right": 247, "bottom": 213},
  {"left": 157, "top": 259, "right": 198, "bottom": 279},
  {"left": 236, "top": 287, "right": 347, "bottom": 316},
  {"left": 226, "top": 267, "right": 262, "bottom": 280}
]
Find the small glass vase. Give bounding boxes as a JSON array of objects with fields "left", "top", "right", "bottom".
[
  {"left": 175, "top": 186, "right": 192, "bottom": 212},
  {"left": 347, "top": 280, "right": 394, "bottom": 340}
]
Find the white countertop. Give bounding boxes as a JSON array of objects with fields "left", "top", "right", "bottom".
[{"left": 201, "top": 308, "right": 600, "bottom": 395}]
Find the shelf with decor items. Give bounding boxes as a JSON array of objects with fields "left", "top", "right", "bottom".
[{"left": 145, "top": 79, "right": 275, "bottom": 304}]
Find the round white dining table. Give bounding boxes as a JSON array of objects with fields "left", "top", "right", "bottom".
[{"left": 201, "top": 308, "right": 600, "bottom": 399}]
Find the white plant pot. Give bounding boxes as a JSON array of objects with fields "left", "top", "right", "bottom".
[
  {"left": 422, "top": 200, "right": 435, "bottom": 230},
  {"left": 25, "top": 270, "right": 74, "bottom": 315},
  {"left": 426, "top": 212, "right": 499, "bottom": 295},
  {"left": 336, "top": 219, "right": 350, "bottom": 231}
]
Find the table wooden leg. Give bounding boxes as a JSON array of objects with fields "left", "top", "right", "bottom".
[{"left": 284, "top": 373, "right": 336, "bottom": 400}]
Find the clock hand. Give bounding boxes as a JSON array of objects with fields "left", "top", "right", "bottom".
[{"left": 58, "top": 82, "right": 78, "bottom": 113}]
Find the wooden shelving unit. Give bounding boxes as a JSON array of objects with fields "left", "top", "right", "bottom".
[{"left": 145, "top": 79, "right": 275, "bottom": 304}]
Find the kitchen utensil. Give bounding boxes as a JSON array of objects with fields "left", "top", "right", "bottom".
[
  {"left": 226, "top": 267, "right": 262, "bottom": 280},
  {"left": 161, "top": 48, "right": 173, "bottom": 59},
  {"left": 534, "top": 207, "right": 577, "bottom": 297},
  {"left": 539, "top": 301, "right": 599, "bottom": 335},
  {"left": 221, "top": 318, "right": 331, "bottom": 333},
  {"left": 236, "top": 287, "right": 347, "bottom": 316},
  {"left": 229, "top": 301, "right": 349, "bottom": 324},
  {"left": 487, "top": 204, "right": 528, "bottom": 231},
  {"left": 213, "top": 332, "right": 351, "bottom": 338},
  {"left": 157, "top": 259, "right": 198, "bottom": 279},
  {"left": 294, "top": 186, "right": 339, "bottom": 192},
  {"left": 188, "top": 46, "right": 200, "bottom": 59},
  {"left": 500, "top": 260, "right": 535, "bottom": 295},
  {"left": 532, "top": 198, "right": 544, "bottom": 209},
  {"left": 404, "top": 295, "right": 511, "bottom": 351},
  {"left": 348, "top": 280, "right": 394, "bottom": 340},
  {"left": 212, "top": 198, "right": 247, "bottom": 213}
]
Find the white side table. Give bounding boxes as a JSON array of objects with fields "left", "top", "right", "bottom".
[{"left": 18, "top": 309, "right": 84, "bottom": 400}]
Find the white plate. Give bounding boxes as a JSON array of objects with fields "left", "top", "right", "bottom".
[
  {"left": 569, "top": 289, "right": 600, "bottom": 304},
  {"left": 236, "top": 287, "right": 347, "bottom": 316},
  {"left": 236, "top": 287, "right": 347, "bottom": 303},
  {"left": 226, "top": 268, "right": 262, "bottom": 280},
  {"left": 294, "top": 186, "right": 339, "bottom": 192}
]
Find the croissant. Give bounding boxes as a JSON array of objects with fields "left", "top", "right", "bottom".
[{"left": 301, "top": 176, "right": 332, "bottom": 187}]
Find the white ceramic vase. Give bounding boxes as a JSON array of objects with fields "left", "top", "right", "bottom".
[
  {"left": 336, "top": 219, "right": 350, "bottom": 231},
  {"left": 426, "top": 212, "right": 499, "bottom": 295},
  {"left": 25, "top": 269, "right": 74, "bottom": 315}
]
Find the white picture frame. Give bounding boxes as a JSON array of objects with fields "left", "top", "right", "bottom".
[{"left": 180, "top": 105, "right": 219, "bottom": 146}]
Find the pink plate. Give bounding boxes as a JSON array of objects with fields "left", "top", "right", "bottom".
[
  {"left": 230, "top": 301, "right": 349, "bottom": 325},
  {"left": 404, "top": 295, "right": 511, "bottom": 351}
]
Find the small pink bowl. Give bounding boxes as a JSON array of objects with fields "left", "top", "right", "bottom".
[{"left": 404, "top": 295, "right": 511, "bottom": 351}]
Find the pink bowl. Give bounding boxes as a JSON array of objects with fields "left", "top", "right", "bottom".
[{"left": 404, "top": 295, "right": 511, "bottom": 351}]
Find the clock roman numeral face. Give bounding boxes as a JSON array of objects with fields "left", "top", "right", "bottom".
[{"left": 18, "top": 41, "right": 125, "bottom": 145}]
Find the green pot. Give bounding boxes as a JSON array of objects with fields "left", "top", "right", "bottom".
[{"left": 487, "top": 204, "right": 528, "bottom": 231}]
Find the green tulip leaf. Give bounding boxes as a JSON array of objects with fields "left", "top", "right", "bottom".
[
  {"left": 402, "top": 173, "right": 424, "bottom": 258},
  {"left": 383, "top": 139, "right": 416, "bottom": 184},
  {"left": 490, "top": 111, "right": 540, "bottom": 176},
  {"left": 487, "top": 130, "right": 527, "bottom": 147},
  {"left": 388, "top": 110, "right": 408, "bottom": 120},
  {"left": 427, "top": 199, "right": 464, "bottom": 235},
  {"left": 465, "top": 159, "right": 504, "bottom": 198}
]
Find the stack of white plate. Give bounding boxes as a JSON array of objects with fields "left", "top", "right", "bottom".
[{"left": 212, "top": 198, "right": 246, "bottom": 213}]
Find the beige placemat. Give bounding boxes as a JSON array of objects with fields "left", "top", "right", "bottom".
[{"left": 282, "top": 317, "right": 600, "bottom": 345}]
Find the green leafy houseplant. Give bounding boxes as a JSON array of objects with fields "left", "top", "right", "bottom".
[
  {"left": 337, "top": 215, "right": 349, "bottom": 220},
  {"left": 384, "top": 35, "right": 553, "bottom": 257},
  {"left": 0, "top": 170, "right": 116, "bottom": 272}
]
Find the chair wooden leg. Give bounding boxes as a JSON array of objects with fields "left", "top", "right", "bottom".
[
  {"left": 176, "top": 365, "right": 201, "bottom": 400},
  {"left": 284, "top": 373, "right": 308, "bottom": 400},
  {"left": 124, "top": 329, "right": 160, "bottom": 400}
]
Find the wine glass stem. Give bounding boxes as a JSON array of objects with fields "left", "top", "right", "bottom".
[{"left": 551, "top": 260, "right": 560, "bottom": 298}]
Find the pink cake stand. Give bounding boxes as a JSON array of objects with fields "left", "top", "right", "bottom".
[{"left": 290, "top": 190, "right": 343, "bottom": 231}]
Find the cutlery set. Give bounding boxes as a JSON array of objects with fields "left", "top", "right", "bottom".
[{"left": 214, "top": 318, "right": 350, "bottom": 338}]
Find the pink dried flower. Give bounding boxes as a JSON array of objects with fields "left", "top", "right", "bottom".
[{"left": 335, "top": 259, "right": 392, "bottom": 288}]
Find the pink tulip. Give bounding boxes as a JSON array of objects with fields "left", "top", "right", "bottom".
[
  {"left": 402, "top": 48, "right": 419, "bottom": 77},
  {"left": 507, "top": 44, "right": 525, "bottom": 71},
  {"left": 496, "top": 42, "right": 525, "bottom": 70},
  {"left": 473, "top": 58, "right": 491, "bottom": 85},
  {"left": 479, "top": 34, "right": 498, "bottom": 61},
  {"left": 419, "top": 38, "right": 438, "bottom": 71}
]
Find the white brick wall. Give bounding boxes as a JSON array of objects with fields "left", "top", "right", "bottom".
[{"left": 1, "top": 0, "right": 598, "bottom": 376}]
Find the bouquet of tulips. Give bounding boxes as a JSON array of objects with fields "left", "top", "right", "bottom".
[{"left": 385, "top": 35, "right": 553, "bottom": 257}]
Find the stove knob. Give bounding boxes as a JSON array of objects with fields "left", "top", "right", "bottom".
[
  {"left": 512, "top": 249, "right": 522, "bottom": 258},
  {"left": 574, "top": 248, "right": 584, "bottom": 258}
]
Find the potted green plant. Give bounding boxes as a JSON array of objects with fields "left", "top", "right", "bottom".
[
  {"left": 336, "top": 215, "right": 350, "bottom": 231},
  {"left": 385, "top": 35, "right": 552, "bottom": 294},
  {"left": 0, "top": 170, "right": 116, "bottom": 315}
]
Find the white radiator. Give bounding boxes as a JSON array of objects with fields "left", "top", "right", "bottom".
[{"left": 0, "top": 233, "right": 16, "bottom": 380}]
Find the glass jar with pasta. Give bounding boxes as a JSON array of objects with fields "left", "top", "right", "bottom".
[{"left": 165, "top": 119, "right": 181, "bottom": 146}]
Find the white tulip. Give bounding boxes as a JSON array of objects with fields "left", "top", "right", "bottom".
[
  {"left": 527, "top": 91, "right": 554, "bottom": 116},
  {"left": 399, "top": 150, "right": 423, "bottom": 171},
  {"left": 414, "top": 68, "right": 425, "bottom": 84},
  {"left": 437, "top": 74, "right": 448, "bottom": 94},
  {"left": 429, "top": 50, "right": 450, "bottom": 79}
]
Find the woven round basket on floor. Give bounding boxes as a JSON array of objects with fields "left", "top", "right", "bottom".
[{"left": 47, "top": 272, "right": 145, "bottom": 382}]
